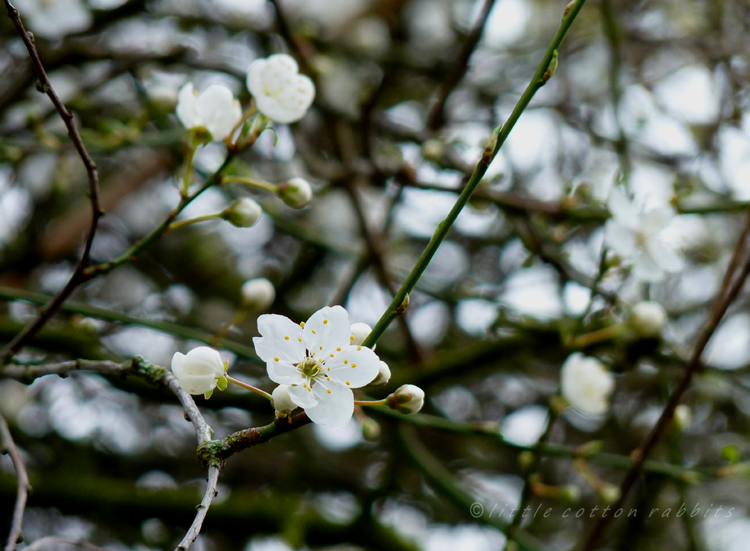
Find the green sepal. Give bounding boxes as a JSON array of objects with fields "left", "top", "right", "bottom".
[
  {"left": 217, "top": 375, "right": 228, "bottom": 391},
  {"left": 204, "top": 389, "right": 214, "bottom": 400}
]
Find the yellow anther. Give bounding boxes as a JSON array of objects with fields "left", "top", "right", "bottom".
[
  {"left": 327, "top": 389, "right": 331, "bottom": 394},
  {"left": 346, "top": 381, "right": 350, "bottom": 386},
  {"left": 350, "top": 335, "right": 355, "bottom": 341},
  {"left": 320, "top": 346, "right": 323, "bottom": 351},
  {"left": 344, "top": 360, "right": 348, "bottom": 364},
  {"left": 284, "top": 336, "right": 289, "bottom": 340},
  {"left": 298, "top": 338, "right": 302, "bottom": 342},
  {"left": 274, "top": 357, "right": 280, "bottom": 362},
  {"left": 312, "top": 329, "right": 316, "bottom": 334},
  {"left": 352, "top": 363, "right": 357, "bottom": 368},
  {"left": 336, "top": 347, "right": 341, "bottom": 352},
  {"left": 324, "top": 319, "right": 328, "bottom": 325},
  {"left": 330, "top": 354, "right": 334, "bottom": 358},
  {"left": 327, "top": 367, "right": 330, "bottom": 371},
  {"left": 300, "top": 321, "right": 305, "bottom": 328},
  {"left": 357, "top": 346, "right": 361, "bottom": 351}
]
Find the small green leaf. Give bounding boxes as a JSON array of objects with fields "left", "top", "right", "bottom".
[{"left": 217, "top": 376, "right": 228, "bottom": 391}]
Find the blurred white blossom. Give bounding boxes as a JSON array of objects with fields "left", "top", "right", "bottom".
[
  {"left": 561, "top": 353, "right": 614, "bottom": 416},
  {"left": 176, "top": 83, "right": 242, "bottom": 141},
  {"left": 247, "top": 54, "right": 315, "bottom": 123},
  {"left": 15, "top": 0, "right": 91, "bottom": 39}
]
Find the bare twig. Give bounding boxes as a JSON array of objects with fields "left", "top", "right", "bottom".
[
  {"left": 578, "top": 207, "right": 750, "bottom": 551},
  {"left": 426, "top": 0, "right": 498, "bottom": 130},
  {"left": 1, "top": 414, "right": 31, "bottom": 551},
  {"left": 1, "top": 1, "right": 104, "bottom": 362}
]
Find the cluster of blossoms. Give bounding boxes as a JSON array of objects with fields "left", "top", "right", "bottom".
[
  {"left": 171, "top": 305, "right": 424, "bottom": 428},
  {"left": 604, "top": 186, "right": 683, "bottom": 282},
  {"left": 560, "top": 353, "right": 615, "bottom": 416},
  {"left": 176, "top": 53, "right": 315, "bottom": 142}
]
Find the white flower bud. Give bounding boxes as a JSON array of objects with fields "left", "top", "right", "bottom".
[
  {"left": 241, "top": 278, "right": 275, "bottom": 311},
  {"left": 222, "top": 198, "right": 262, "bottom": 228},
  {"left": 171, "top": 346, "right": 226, "bottom": 395},
  {"left": 246, "top": 54, "right": 315, "bottom": 123},
  {"left": 369, "top": 361, "right": 390, "bottom": 386},
  {"left": 388, "top": 384, "right": 425, "bottom": 414},
  {"left": 560, "top": 353, "right": 614, "bottom": 416},
  {"left": 350, "top": 323, "right": 372, "bottom": 346},
  {"left": 277, "top": 177, "right": 313, "bottom": 209},
  {"left": 272, "top": 385, "right": 297, "bottom": 417},
  {"left": 628, "top": 301, "right": 667, "bottom": 338},
  {"left": 176, "top": 83, "right": 242, "bottom": 142}
]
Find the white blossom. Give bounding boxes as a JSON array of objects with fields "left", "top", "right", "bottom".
[
  {"left": 389, "top": 384, "right": 425, "bottom": 414},
  {"left": 370, "top": 361, "right": 391, "bottom": 386},
  {"left": 246, "top": 54, "right": 315, "bottom": 123},
  {"left": 15, "top": 0, "right": 92, "bottom": 39},
  {"left": 277, "top": 177, "right": 313, "bottom": 208},
  {"left": 222, "top": 198, "right": 262, "bottom": 227},
  {"left": 628, "top": 301, "right": 667, "bottom": 337},
  {"left": 604, "top": 186, "right": 684, "bottom": 282},
  {"left": 253, "top": 305, "right": 380, "bottom": 427},
  {"left": 349, "top": 323, "right": 372, "bottom": 346},
  {"left": 241, "top": 278, "right": 275, "bottom": 311},
  {"left": 171, "top": 346, "right": 226, "bottom": 395},
  {"left": 176, "top": 83, "right": 242, "bottom": 141},
  {"left": 560, "top": 353, "right": 615, "bottom": 416}
]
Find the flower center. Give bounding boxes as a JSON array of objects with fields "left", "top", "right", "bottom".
[{"left": 300, "top": 356, "right": 323, "bottom": 379}]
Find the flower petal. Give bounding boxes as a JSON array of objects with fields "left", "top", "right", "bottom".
[
  {"left": 254, "top": 314, "right": 305, "bottom": 363},
  {"left": 604, "top": 219, "right": 637, "bottom": 258},
  {"left": 607, "top": 186, "right": 639, "bottom": 227},
  {"left": 177, "top": 373, "right": 217, "bottom": 395},
  {"left": 183, "top": 347, "right": 224, "bottom": 377},
  {"left": 288, "top": 382, "right": 318, "bottom": 409},
  {"left": 171, "top": 352, "right": 187, "bottom": 379},
  {"left": 325, "top": 345, "right": 380, "bottom": 388},
  {"left": 267, "top": 359, "right": 302, "bottom": 385},
  {"left": 304, "top": 305, "right": 350, "bottom": 358},
  {"left": 176, "top": 83, "right": 201, "bottom": 130},
  {"left": 196, "top": 84, "right": 242, "bottom": 141},
  {"left": 304, "top": 380, "right": 354, "bottom": 427}
]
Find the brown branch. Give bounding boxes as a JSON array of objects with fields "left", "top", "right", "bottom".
[
  {"left": 1, "top": 414, "right": 31, "bottom": 551},
  {"left": 578, "top": 206, "right": 750, "bottom": 551},
  {"left": 1, "top": 1, "right": 104, "bottom": 362},
  {"left": 426, "top": 0, "right": 498, "bottom": 130}
]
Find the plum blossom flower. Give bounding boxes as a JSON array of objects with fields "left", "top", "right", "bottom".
[
  {"left": 14, "top": 0, "right": 92, "bottom": 39},
  {"left": 604, "top": 186, "right": 684, "bottom": 282},
  {"left": 171, "top": 346, "right": 227, "bottom": 396},
  {"left": 246, "top": 54, "right": 315, "bottom": 123},
  {"left": 253, "top": 306, "right": 380, "bottom": 427},
  {"left": 560, "top": 353, "right": 614, "bottom": 416},
  {"left": 176, "top": 83, "right": 242, "bottom": 141}
]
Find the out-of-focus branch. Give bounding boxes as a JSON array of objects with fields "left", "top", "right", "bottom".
[
  {"left": 1, "top": 0, "right": 104, "bottom": 362},
  {"left": 426, "top": 0, "right": 498, "bottom": 130},
  {"left": 21, "top": 537, "right": 107, "bottom": 551},
  {"left": 1, "top": 414, "right": 30, "bottom": 551},
  {"left": 578, "top": 207, "right": 750, "bottom": 551}
]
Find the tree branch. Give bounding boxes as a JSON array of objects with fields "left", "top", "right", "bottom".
[{"left": 1, "top": 414, "right": 31, "bottom": 551}]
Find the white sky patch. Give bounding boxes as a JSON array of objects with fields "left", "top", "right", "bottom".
[
  {"left": 312, "top": 417, "right": 364, "bottom": 451},
  {"left": 704, "top": 313, "right": 750, "bottom": 370},
  {"left": 653, "top": 65, "right": 720, "bottom": 124},
  {"left": 456, "top": 299, "right": 498, "bottom": 336},
  {"left": 426, "top": 524, "right": 506, "bottom": 551},
  {"left": 481, "top": 0, "right": 530, "bottom": 47},
  {"left": 501, "top": 405, "right": 549, "bottom": 446},
  {"left": 499, "top": 265, "right": 563, "bottom": 319},
  {"left": 410, "top": 301, "right": 451, "bottom": 346},
  {"left": 505, "top": 110, "right": 559, "bottom": 172}
]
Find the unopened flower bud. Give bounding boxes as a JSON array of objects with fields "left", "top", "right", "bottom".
[
  {"left": 369, "top": 361, "right": 390, "bottom": 386},
  {"left": 388, "top": 384, "right": 425, "bottom": 414},
  {"left": 599, "top": 484, "right": 621, "bottom": 505},
  {"left": 272, "top": 385, "right": 296, "bottom": 417},
  {"left": 561, "top": 484, "right": 582, "bottom": 504},
  {"left": 674, "top": 404, "right": 691, "bottom": 430},
  {"left": 628, "top": 301, "right": 667, "bottom": 338},
  {"left": 350, "top": 322, "right": 372, "bottom": 346},
  {"left": 222, "top": 198, "right": 262, "bottom": 228},
  {"left": 277, "top": 177, "right": 313, "bottom": 208},
  {"left": 241, "top": 278, "right": 275, "bottom": 311}
]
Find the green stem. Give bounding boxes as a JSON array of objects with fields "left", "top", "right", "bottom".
[
  {"left": 168, "top": 213, "right": 222, "bottom": 231},
  {"left": 354, "top": 398, "right": 388, "bottom": 407},
  {"left": 568, "top": 323, "right": 626, "bottom": 348},
  {"left": 222, "top": 176, "right": 277, "bottom": 192},
  {"left": 362, "top": 0, "right": 590, "bottom": 348},
  {"left": 181, "top": 144, "right": 197, "bottom": 197},
  {"left": 226, "top": 375, "right": 272, "bottom": 400},
  {"left": 84, "top": 155, "right": 234, "bottom": 279}
]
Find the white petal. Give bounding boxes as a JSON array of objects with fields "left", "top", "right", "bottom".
[
  {"left": 325, "top": 345, "right": 380, "bottom": 388},
  {"left": 641, "top": 207, "right": 675, "bottom": 235},
  {"left": 604, "top": 219, "right": 637, "bottom": 258},
  {"left": 632, "top": 253, "right": 666, "bottom": 282},
  {"left": 253, "top": 314, "right": 305, "bottom": 363},
  {"left": 645, "top": 238, "right": 684, "bottom": 273},
  {"left": 176, "top": 83, "right": 202, "bottom": 130},
  {"left": 607, "top": 186, "right": 639, "bottom": 227},
  {"left": 177, "top": 373, "right": 218, "bottom": 395},
  {"left": 171, "top": 352, "right": 187, "bottom": 379},
  {"left": 246, "top": 58, "right": 270, "bottom": 98},
  {"left": 288, "top": 383, "right": 318, "bottom": 409},
  {"left": 267, "top": 359, "right": 303, "bottom": 385},
  {"left": 183, "top": 346, "right": 224, "bottom": 377},
  {"left": 304, "top": 380, "right": 354, "bottom": 427},
  {"left": 304, "top": 306, "right": 351, "bottom": 357},
  {"left": 247, "top": 54, "right": 314, "bottom": 124},
  {"left": 196, "top": 85, "right": 242, "bottom": 141}
]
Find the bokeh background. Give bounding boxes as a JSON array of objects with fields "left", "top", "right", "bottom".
[{"left": 2, "top": 1, "right": 750, "bottom": 550}]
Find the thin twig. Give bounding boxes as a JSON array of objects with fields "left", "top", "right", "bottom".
[
  {"left": 1, "top": 414, "right": 31, "bottom": 551},
  {"left": 577, "top": 206, "right": 750, "bottom": 551},
  {"left": 426, "top": 0, "right": 498, "bottom": 130},
  {"left": 1, "top": 1, "right": 104, "bottom": 362}
]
